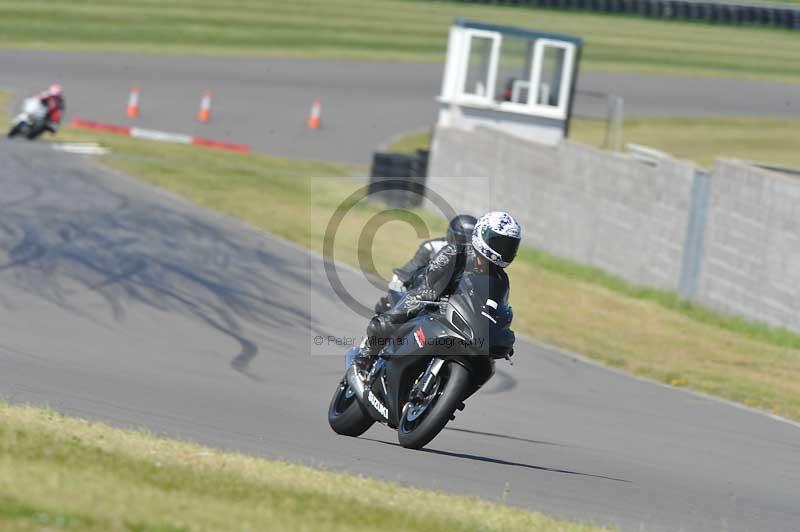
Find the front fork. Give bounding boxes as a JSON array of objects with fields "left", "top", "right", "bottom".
[{"left": 410, "top": 357, "right": 445, "bottom": 401}]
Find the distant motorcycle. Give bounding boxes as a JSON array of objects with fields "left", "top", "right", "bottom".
[
  {"left": 328, "top": 272, "right": 515, "bottom": 449},
  {"left": 7, "top": 98, "right": 51, "bottom": 140}
]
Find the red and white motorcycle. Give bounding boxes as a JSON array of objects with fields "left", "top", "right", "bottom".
[{"left": 8, "top": 97, "right": 54, "bottom": 140}]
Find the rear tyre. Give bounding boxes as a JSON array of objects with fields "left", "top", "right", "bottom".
[
  {"left": 328, "top": 378, "right": 375, "bottom": 437},
  {"left": 398, "top": 361, "right": 469, "bottom": 450},
  {"left": 26, "top": 126, "right": 44, "bottom": 140}
]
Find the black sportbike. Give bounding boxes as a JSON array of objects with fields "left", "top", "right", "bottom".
[{"left": 328, "top": 272, "right": 515, "bottom": 449}]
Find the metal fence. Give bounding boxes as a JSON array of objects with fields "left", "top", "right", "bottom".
[
  {"left": 572, "top": 90, "right": 625, "bottom": 152},
  {"left": 432, "top": 0, "right": 800, "bottom": 30}
]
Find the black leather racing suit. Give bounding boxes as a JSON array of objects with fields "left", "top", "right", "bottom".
[
  {"left": 393, "top": 237, "right": 447, "bottom": 288},
  {"left": 38, "top": 94, "right": 65, "bottom": 132},
  {"left": 366, "top": 243, "right": 472, "bottom": 355},
  {"left": 374, "top": 237, "right": 448, "bottom": 314}
]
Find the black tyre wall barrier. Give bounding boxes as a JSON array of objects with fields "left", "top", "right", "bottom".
[
  {"left": 368, "top": 150, "right": 430, "bottom": 208},
  {"left": 427, "top": 0, "right": 800, "bottom": 30}
]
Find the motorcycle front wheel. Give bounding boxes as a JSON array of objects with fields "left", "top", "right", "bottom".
[
  {"left": 7, "top": 123, "right": 22, "bottom": 138},
  {"left": 398, "top": 361, "right": 469, "bottom": 450},
  {"left": 328, "top": 378, "right": 375, "bottom": 437}
]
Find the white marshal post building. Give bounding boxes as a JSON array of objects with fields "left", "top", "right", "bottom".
[{"left": 436, "top": 19, "right": 583, "bottom": 145}]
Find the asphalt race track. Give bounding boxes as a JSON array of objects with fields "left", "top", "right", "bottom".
[
  {"left": 2, "top": 50, "right": 799, "bottom": 163},
  {"left": 0, "top": 141, "right": 798, "bottom": 531}
]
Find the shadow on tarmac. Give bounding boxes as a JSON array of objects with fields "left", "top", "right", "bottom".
[{"left": 361, "top": 436, "right": 630, "bottom": 483}]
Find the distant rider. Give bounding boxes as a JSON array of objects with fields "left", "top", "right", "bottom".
[
  {"left": 35, "top": 84, "right": 65, "bottom": 133},
  {"left": 356, "top": 211, "right": 521, "bottom": 368},
  {"left": 375, "top": 214, "right": 477, "bottom": 314}
]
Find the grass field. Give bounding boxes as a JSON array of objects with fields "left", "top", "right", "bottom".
[
  {"left": 0, "top": 0, "right": 798, "bottom": 82},
  {"left": 0, "top": 402, "right": 610, "bottom": 532},
  {"left": 572, "top": 117, "right": 800, "bottom": 168},
  {"left": 388, "top": 117, "right": 800, "bottom": 169},
  {"left": 12, "top": 105, "right": 791, "bottom": 422}
]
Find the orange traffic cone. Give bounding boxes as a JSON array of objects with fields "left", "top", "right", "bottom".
[
  {"left": 127, "top": 85, "right": 140, "bottom": 119},
  {"left": 307, "top": 98, "right": 321, "bottom": 129},
  {"left": 198, "top": 90, "right": 212, "bottom": 123}
]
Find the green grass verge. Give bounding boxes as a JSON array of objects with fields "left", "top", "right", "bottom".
[
  {"left": 389, "top": 117, "right": 800, "bottom": 169},
  {"left": 0, "top": 0, "right": 799, "bottom": 82},
  {"left": 387, "top": 129, "right": 433, "bottom": 154},
  {"left": 0, "top": 402, "right": 610, "bottom": 532},
  {"left": 571, "top": 116, "right": 800, "bottom": 169}
]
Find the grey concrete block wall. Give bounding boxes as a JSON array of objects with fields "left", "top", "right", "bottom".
[
  {"left": 427, "top": 126, "right": 697, "bottom": 292},
  {"left": 427, "top": 125, "right": 800, "bottom": 333},
  {"left": 696, "top": 160, "right": 800, "bottom": 330}
]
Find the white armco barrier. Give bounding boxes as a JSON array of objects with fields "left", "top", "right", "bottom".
[
  {"left": 130, "top": 127, "right": 193, "bottom": 144},
  {"left": 51, "top": 142, "right": 110, "bottom": 155}
]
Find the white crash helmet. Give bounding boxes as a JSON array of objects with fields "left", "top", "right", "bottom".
[
  {"left": 471, "top": 211, "right": 521, "bottom": 268},
  {"left": 49, "top": 84, "right": 62, "bottom": 96}
]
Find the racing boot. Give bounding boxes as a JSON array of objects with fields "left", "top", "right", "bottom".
[
  {"left": 352, "top": 343, "right": 375, "bottom": 374},
  {"left": 353, "top": 319, "right": 387, "bottom": 373}
]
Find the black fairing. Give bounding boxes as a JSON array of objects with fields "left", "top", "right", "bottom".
[
  {"left": 448, "top": 272, "right": 515, "bottom": 359},
  {"left": 363, "top": 271, "right": 514, "bottom": 428}
]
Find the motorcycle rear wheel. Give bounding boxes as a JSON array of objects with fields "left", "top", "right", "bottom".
[
  {"left": 26, "top": 126, "right": 45, "bottom": 140},
  {"left": 398, "top": 361, "right": 469, "bottom": 450},
  {"left": 328, "top": 378, "right": 375, "bottom": 437}
]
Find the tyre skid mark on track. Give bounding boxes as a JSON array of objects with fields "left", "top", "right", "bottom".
[{"left": 0, "top": 148, "right": 316, "bottom": 379}]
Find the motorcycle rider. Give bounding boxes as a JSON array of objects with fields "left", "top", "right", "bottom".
[
  {"left": 357, "top": 211, "right": 521, "bottom": 368},
  {"left": 35, "top": 84, "right": 65, "bottom": 133},
  {"left": 375, "top": 214, "right": 476, "bottom": 314}
]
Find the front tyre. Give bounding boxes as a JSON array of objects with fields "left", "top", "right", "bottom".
[
  {"left": 7, "top": 123, "right": 22, "bottom": 138},
  {"left": 398, "top": 361, "right": 469, "bottom": 450},
  {"left": 328, "top": 378, "right": 375, "bottom": 437}
]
